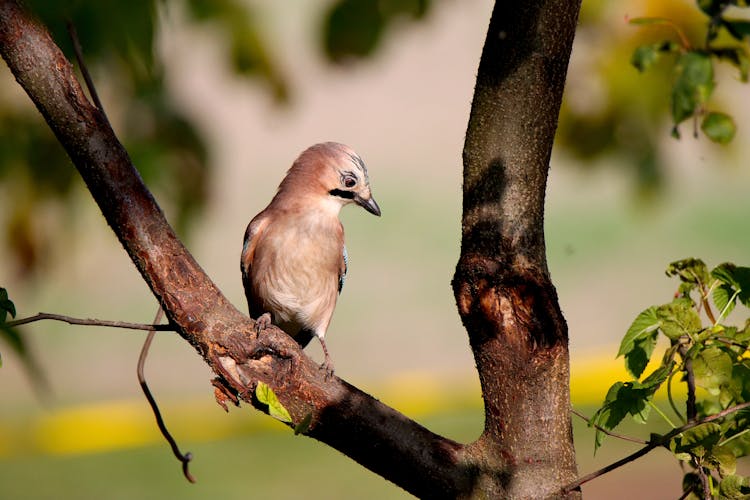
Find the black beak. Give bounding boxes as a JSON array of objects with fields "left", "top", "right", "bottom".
[{"left": 357, "top": 195, "right": 381, "bottom": 216}]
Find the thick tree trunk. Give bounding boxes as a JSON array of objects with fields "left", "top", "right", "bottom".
[{"left": 453, "top": 1, "right": 582, "bottom": 498}]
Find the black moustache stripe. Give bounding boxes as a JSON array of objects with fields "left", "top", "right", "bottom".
[{"left": 329, "top": 189, "right": 355, "bottom": 200}]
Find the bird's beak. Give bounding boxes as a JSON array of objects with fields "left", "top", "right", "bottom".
[{"left": 356, "top": 195, "right": 381, "bottom": 216}]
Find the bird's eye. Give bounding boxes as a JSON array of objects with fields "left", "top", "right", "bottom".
[{"left": 344, "top": 176, "right": 357, "bottom": 188}]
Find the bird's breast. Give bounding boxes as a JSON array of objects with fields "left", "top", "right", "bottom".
[{"left": 251, "top": 216, "right": 343, "bottom": 337}]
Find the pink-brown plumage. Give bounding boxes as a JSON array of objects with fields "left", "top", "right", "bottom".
[{"left": 241, "top": 142, "right": 380, "bottom": 376}]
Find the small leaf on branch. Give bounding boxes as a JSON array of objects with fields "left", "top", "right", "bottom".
[
  {"left": 692, "top": 346, "right": 733, "bottom": 396},
  {"left": 712, "top": 263, "right": 750, "bottom": 307},
  {"left": 666, "top": 258, "right": 709, "bottom": 287},
  {"left": 713, "top": 283, "right": 737, "bottom": 318},
  {"left": 719, "top": 474, "right": 750, "bottom": 498},
  {"left": 255, "top": 381, "right": 292, "bottom": 423},
  {"left": 708, "top": 444, "right": 737, "bottom": 475},
  {"left": 701, "top": 112, "right": 736, "bottom": 144},
  {"left": 670, "top": 422, "right": 722, "bottom": 459},
  {"left": 591, "top": 380, "right": 656, "bottom": 451},
  {"left": 656, "top": 299, "right": 702, "bottom": 340},
  {"left": 626, "top": 330, "right": 659, "bottom": 379},
  {"left": 618, "top": 306, "right": 660, "bottom": 359},
  {"left": 631, "top": 42, "right": 677, "bottom": 72},
  {"left": 671, "top": 51, "right": 714, "bottom": 131},
  {"left": 0, "top": 287, "right": 16, "bottom": 322}
]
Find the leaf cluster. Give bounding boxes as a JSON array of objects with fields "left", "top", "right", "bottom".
[
  {"left": 630, "top": 1, "right": 750, "bottom": 144},
  {"left": 590, "top": 258, "right": 750, "bottom": 498}
]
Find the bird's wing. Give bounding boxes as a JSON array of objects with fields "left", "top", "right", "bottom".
[
  {"left": 241, "top": 215, "right": 270, "bottom": 318},
  {"left": 338, "top": 245, "right": 348, "bottom": 295}
]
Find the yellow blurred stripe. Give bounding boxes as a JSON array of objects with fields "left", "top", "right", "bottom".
[{"left": 0, "top": 349, "right": 682, "bottom": 458}]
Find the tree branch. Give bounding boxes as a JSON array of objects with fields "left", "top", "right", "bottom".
[
  {"left": 0, "top": 1, "right": 469, "bottom": 497},
  {"left": 5, "top": 312, "right": 174, "bottom": 331},
  {"left": 571, "top": 409, "right": 648, "bottom": 445},
  {"left": 137, "top": 308, "right": 195, "bottom": 483},
  {"left": 562, "top": 400, "right": 750, "bottom": 493}
]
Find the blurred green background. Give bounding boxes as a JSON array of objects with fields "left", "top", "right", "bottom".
[{"left": 2, "top": 0, "right": 750, "bottom": 498}]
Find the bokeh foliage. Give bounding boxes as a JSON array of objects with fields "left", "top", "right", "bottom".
[
  {"left": 2, "top": 0, "right": 748, "bottom": 279},
  {"left": 0, "top": 0, "right": 434, "bottom": 279},
  {"left": 558, "top": 0, "right": 749, "bottom": 198}
]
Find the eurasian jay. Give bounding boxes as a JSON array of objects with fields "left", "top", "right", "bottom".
[{"left": 241, "top": 142, "right": 381, "bottom": 376}]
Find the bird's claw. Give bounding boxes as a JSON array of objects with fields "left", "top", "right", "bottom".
[
  {"left": 254, "top": 312, "right": 272, "bottom": 335},
  {"left": 319, "top": 359, "right": 335, "bottom": 380}
]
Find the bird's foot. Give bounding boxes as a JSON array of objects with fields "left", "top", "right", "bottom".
[
  {"left": 318, "top": 337, "right": 335, "bottom": 380},
  {"left": 254, "top": 312, "right": 272, "bottom": 335},
  {"left": 319, "top": 358, "right": 335, "bottom": 380}
]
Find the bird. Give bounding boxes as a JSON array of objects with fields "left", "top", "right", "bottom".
[{"left": 241, "top": 142, "right": 381, "bottom": 377}]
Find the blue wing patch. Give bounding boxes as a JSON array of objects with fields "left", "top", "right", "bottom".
[{"left": 339, "top": 245, "right": 348, "bottom": 294}]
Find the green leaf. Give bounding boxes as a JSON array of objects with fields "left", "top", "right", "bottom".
[
  {"left": 701, "top": 112, "right": 736, "bottom": 144},
  {"left": 618, "top": 306, "right": 660, "bottom": 358},
  {"left": 0, "top": 287, "right": 16, "bottom": 323},
  {"left": 671, "top": 51, "right": 714, "bottom": 129},
  {"left": 591, "top": 379, "right": 657, "bottom": 451},
  {"left": 323, "top": 0, "right": 385, "bottom": 62},
  {"left": 708, "top": 444, "right": 737, "bottom": 475},
  {"left": 719, "top": 474, "right": 750, "bottom": 498},
  {"left": 727, "top": 364, "right": 750, "bottom": 403},
  {"left": 671, "top": 422, "right": 722, "bottom": 458},
  {"left": 640, "top": 362, "right": 674, "bottom": 390},
  {"left": 723, "top": 19, "right": 750, "bottom": 41},
  {"left": 631, "top": 42, "right": 674, "bottom": 73},
  {"left": 626, "top": 330, "right": 659, "bottom": 379},
  {"left": 693, "top": 346, "right": 733, "bottom": 396},
  {"left": 666, "top": 258, "right": 709, "bottom": 287},
  {"left": 255, "top": 381, "right": 292, "bottom": 423},
  {"left": 714, "top": 283, "right": 738, "bottom": 319},
  {"left": 656, "top": 299, "right": 702, "bottom": 340},
  {"left": 712, "top": 263, "right": 750, "bottom": 307}
]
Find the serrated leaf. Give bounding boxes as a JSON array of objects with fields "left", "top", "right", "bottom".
[
  {"left": 702, "top": 112, "right": 736, "bottom": 144},
  {"left": 666, "top": 258, "right": 710, "bottom": 286},
  {"left": 626, "top": 330, "right": 659, "bottom": 379},
  {"left": 709, "top": 444, "right": 737, "bottom": 475},
  {"left": 674, "top": 422, "right": 722, "bottom": 456},
  {"left": 712, "top": 263, "right": 750, "bottom": 307},
  {"left": 640, "top": 362, "right": 674, "bottom": 390},
  {"left": 714, "top": 283, "right": 738, "bottom": 319},
  {"left": 693, "top": 346, "right": 733, "bottom": 396},
  {"left": 619, "top": 306, "right": 660, "bottom": 358},
  {"left": 671, "top": 51, "right": 714, "bottom": 128},
  {"left": 255, "top": 381, "right": 292, "bottom": 423},
  {"left": 719, "top": 474, "right": 750, "bottom": 498},
  {"left": 656, "top": 300, "right": 702, "bottom": 340},
  {"left": 591, "top": 379, "right": 655, "bottom": 452}
]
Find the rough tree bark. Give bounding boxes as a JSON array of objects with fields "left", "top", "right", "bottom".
[
  {"left": 0, "top": 0, "right": 582, "bottom": 498},
  {"left": 452, "top": 1, "right": 582, "bottom": 497}
]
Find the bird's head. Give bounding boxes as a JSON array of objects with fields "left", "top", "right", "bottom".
[{"left": 280, "top": 142, "right": 381, "bottom": 217}]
